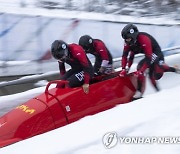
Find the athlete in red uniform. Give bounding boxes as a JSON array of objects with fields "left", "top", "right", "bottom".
[
  {"left": 119, "top": 23, "right": 180, "bottom": 98},
  {"left": 79, "top": 35, "right": 114, "bottom": 75},
  {"left": 51, "top": 40, "right": 94, "bottom": 94}
]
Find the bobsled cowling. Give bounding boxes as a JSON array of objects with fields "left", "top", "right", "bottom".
[{"left": 0, "top": 71, "right": 145, "bottom": 147}]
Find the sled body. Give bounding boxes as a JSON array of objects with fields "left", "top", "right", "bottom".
[{"left": 0, "top": 71, "right": 145, "bottom": 147}]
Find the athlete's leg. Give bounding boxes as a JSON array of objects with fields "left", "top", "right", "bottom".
[
  {"left": 136, "top": 58, "right": 147, "bottom": 92},
  {"left": 67, "top": 71, "right": 85, "bottom": 87},
  {"left": 133, "top": 58, "right": 146, "bottom": 98},
  {"left": 158, "top": 60, "right": 176, "bottom": 72},
  {"left": 149, "top": 65, "right": 160, "bottom": 91},
  {"left": 153, "top": 56, "right": 178, "bottom": 80},
  {"left": 57, "top": 69, "right": 77, "bottom": 88}
]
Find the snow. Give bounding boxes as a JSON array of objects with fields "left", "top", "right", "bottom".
[
  {"left": 0, "top": 54, "right": 180, "bottom": 154},
  {"left": 0, "top": 1, "right": 180, "bottom": 153},
  {"left": 0, "top": 0, "right": 179, "bottom": 25}
]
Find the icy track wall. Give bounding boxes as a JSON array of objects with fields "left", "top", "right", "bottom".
[{"left": 0, "top": 13, "right": 180, "bottom": 61}]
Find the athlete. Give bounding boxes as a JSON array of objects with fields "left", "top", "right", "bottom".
[
  {"left": 79, "top": 35, "right": 114, "bottom": 75},
  {"left": 119, "top": 23, "right": 180, "bottom": 98},
  {"left": 51, "top": 40, "right": 94, "bottom": 94}
]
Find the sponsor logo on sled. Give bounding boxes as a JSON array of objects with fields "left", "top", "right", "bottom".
[{"left": 16, "top": 105, "right": 35, "bottom": 114}]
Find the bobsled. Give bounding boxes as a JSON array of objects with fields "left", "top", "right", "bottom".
[{"left": 0, "top": 71, "right": 145, "bottom": 147}]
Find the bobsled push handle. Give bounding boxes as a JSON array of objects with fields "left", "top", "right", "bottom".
[{"left": 45, "top": 80, "right": 68, "bottom": 93}]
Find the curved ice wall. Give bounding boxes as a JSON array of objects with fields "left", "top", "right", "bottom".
[{"left": 0, "top": 13, "right": 180, "bottom": 61}]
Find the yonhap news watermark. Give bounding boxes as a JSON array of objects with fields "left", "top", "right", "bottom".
[{"left": 102, "top": 132, "right": 180, "bottom": 149}]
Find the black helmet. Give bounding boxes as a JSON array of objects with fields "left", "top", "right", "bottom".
[
  {"left": 79, "top": 35, "right": 93, "bottom": 52},
  {"left": 121, "top": 23, "right": 139, "bottom": 45},
  {"left": 51, "top": 40, "right": 68, "bottom": 60}
]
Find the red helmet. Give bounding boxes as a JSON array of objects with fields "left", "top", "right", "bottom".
[{"left": 51, "top": 40, "right": 68, "bottom": 60}]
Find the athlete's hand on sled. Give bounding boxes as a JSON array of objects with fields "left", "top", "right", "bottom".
[
  {"left": 99, "top": 66, "right": 105, "bottom": 74},
  {"left": 119, "top": 69, "right": 127, "bottom": 77},
  {"left": 133, "top": 70, "right": 143, "bottom": 77},
  {"left": 82, "top": 84, "right": 89, "bottom": 94}
]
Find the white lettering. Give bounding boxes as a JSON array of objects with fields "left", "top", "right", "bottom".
[{"left": 75, "top": 71, "right": 84, "bottom": 81}]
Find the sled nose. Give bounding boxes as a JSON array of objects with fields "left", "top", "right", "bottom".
[{"left": 0, "top": 138, "right": 22, "bottom": 148}]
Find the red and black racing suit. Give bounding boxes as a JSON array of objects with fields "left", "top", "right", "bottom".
[
  {"left": 58, "top": 44, "right": 93, "bottom": 87},
  {"left": 121, "top": 32, "right": 176, "bottom": 91},
  {"left": 87, "top": 39, "right": 113, "bottom": 74}
]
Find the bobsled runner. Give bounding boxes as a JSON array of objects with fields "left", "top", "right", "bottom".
[{"left": 0, "top": 71, "right": 145, "bottom": 147}]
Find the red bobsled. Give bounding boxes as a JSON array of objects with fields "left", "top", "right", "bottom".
[{"left": 0, "top": 71, "right": 145, "bottom": 147}]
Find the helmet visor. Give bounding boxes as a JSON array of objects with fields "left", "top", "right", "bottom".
[
  {"left": 82, "top": 45, "right": 91, "bottom": 52},
  {"left": 52, "top": 48, "right": 68, "bottom": 60}
]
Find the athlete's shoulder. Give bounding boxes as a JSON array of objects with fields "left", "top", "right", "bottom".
[
  {"left": 69, "top": 43, "right": 86, "bottom": 57},
  {"left": 69, "top": 43, "right": 83, "bottom": 51},
  {"left": 138, "top": 32, "right": 151, "bottom": 38},
  {"left": 94, "top": 39, "right": 105, "bottom": 46},
  {"left": 94, "top": 39, "right": 107, "bottom": 52},
  {"left": 137, "top": 32, "right": 152, "bottom": 44},
  {"left": 69, "top": 43, "right": 81, "bottom": 49}
]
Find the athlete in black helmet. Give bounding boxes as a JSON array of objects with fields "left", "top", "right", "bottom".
[
  {"left": 119, "top": 23, "right": 180, "bottom": 98},
  {"left": 51, "top": 40, "right": 94, "bottom": 94},
  {"left": 79, "top": 35, "right": 114, "bottom": 75},
  {"left": 79, "top": 35, "right": 93, "bottom": 52},
  {"left": 51, "top": 40, "right": 69, "bottom": 61},
  {"left": 121, "top": 23, "right": 139, "bottom": 46}
]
